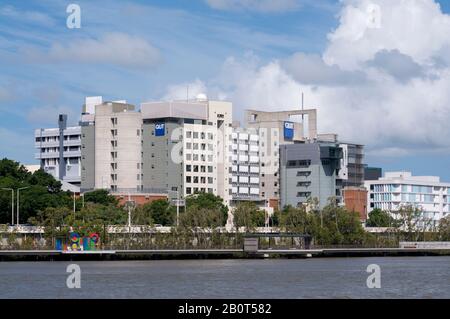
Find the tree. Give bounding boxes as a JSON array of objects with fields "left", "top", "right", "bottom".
[
  {"left": 185, "top": 193, "right": 228, "bottom": 226},
  {"left": 279, "top": 205, "right": 310, "bottom": 233},
  {"left": 233, "top": 202, "right": 265, "bottom": 232},
  {"left": 135, "top": 199, "right": 175, "bottom": 225},
  {"left": 83, "top": 189, "right": 118, "bottom": 206},
  {"left": 393, "top": 204, "right": 425, "bottom": 240},
  {"left": 438, "top": 216, "right": 450, "bottom": 241},
  {"left": 366, "top": 208, "right": 395, "bottom": 227}
]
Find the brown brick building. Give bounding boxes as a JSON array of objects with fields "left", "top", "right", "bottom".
[{"left": 342, "top": 187, "right": 367, "bottom": 221}]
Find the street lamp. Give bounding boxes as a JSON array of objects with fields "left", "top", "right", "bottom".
[
  {"left": 1, "top": 188, "right": 14, "bottom": 225},
  {"left": 17, "top": 187, "right": 30, "bottom": 226},
  {"left": 168, "top": 189, "right": 181, "bottom": 227}
]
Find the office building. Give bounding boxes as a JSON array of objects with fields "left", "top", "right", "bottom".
[
  {"left": 338, "top": 142, "right": 365, "bottom": 188},
  {"left": 280, "top": 142, "right": 343, "bottom": 209},
  {"left": 245, "top": 109, "right": 318, "bottom": 208},
  {"left": 365, "top": 171, "right": 450, "bottom": 228},
  {"left": 35, "top": 114, "right": 82, "bottom": 187},
  {"left": 364, "top": 166, "right": 382, "bottom": 181},
  {"left": 140, "top": 97, "right": 233, "bottom": 203}
]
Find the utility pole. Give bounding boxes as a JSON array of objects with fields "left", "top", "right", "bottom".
[{"left": 1, "top": 188, "right": 14, "bottom": 225}]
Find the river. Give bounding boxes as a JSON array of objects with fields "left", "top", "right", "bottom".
[{"left": 1, "top": 257, "right": 449, "bottom": 298}]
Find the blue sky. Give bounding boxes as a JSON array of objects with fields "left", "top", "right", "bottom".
[{"left": 1, "top": 0, "right": 450, "bottom": 181}]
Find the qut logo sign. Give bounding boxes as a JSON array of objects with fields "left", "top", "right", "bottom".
[
  {"left": 284, "top": 121, "right": 294, "bottom": 140},
  {"left": 155, "top": 123, "right": 165, "bottom": 136}
]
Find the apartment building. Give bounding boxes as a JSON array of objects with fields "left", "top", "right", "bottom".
[
  {"left": 280, "top": 142, "right": 343, "bottom": 209},
  {"left": 365, "top": 171, "right": 450, "bottom": 228},
  {"left": 35, "top": 114, "right": 82, "bottom": 186}
]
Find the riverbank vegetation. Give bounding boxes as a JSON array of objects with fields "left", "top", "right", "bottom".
[{"left": 2, "top": 157, "right": 450, "bottom": 250}]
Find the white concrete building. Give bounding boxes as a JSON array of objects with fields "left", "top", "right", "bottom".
[
  {"left": 34, "top": 114, "right": 82, "bottom": 186},
  {"left": 228, "top": 126, "right": 261, "bottom": 205},
  {"left": 365, "top": 171, "right": 450, "bottom": 228}
]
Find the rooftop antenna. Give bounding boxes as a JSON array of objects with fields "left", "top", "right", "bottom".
[{"left": 301, "top": 91, "right": 304, "bottom": 123}]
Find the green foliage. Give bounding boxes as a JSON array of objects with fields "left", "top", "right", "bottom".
[
  {"left": 134, "top": 199, "right": 175, "bottom": 225},
  {"left": 0, "top": 158, "right": 72, "bottom": 224},
  {"left": 83, "top": 189, "right": 118, "bottom": 206},
  {"left": 366, "top": 208, "right": 395, "bottom": 227},
  {"left": 233, "top": 202, "right": 266, "bottom": 232},
  {"left": 438, "top": 216, "right": 450, "bottom": 241},
  {"left": 185, "top": 193, "right": 228, "bottom": 226}
]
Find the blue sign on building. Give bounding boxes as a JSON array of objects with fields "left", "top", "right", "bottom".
[
  {"left": 284, "top": 121, "right": 294, "bottom": 140},
  {"left": 155, "top": 123, "right": 165, "bottom": 136}
]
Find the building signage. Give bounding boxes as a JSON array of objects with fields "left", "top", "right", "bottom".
[
  {"left": 284, "top": 121, "right": 294, "bottom": 140},
  {"left": 155, "top": 123, "right": 165, "bottom": 136}
]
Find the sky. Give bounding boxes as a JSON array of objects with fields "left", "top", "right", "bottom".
[{"left": 1, "top": 0, "right": 450, "bottom": 180}]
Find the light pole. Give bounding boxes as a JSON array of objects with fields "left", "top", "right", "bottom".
[
  {"left": 168, "top": 189, "right": 180, "bottom": 227},
  {"left": 1, "top": 188, "right": 14, "bottom": 225},
  {"left": 17, "top": 187, "right": 30, "bottom": 226}
]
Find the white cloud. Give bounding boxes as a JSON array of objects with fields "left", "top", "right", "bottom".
[
  {"left": 324, "top": 0, "right": 450, "bottom": 70},
  {"left": 164, "top": 0, "right": 450, "bottom": 157},
  {"left": 0, "top": 5, "right": 55, "bottom": 27},
  {"left": 162, "top": 79, "right": 209, "bottom": 101},
  {"left": 205, "top": 0, "right": 301, "bottom": 13},
  {"left": 23, "top": 33, "right": 161, "bottom": 68}
]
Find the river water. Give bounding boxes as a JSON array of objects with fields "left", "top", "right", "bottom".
[{"left": 0, "top": 257, "right": 449, "bottom": 298}]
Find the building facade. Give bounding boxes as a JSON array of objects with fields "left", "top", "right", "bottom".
[
  {"left": 280, "top": 142, "right": 342, "bottom": 209},
  {"left": 365, "top": 171, "right": 450, "bottom": 228},
  {"left": 35, "top": 114, "right": 82, "bottom": 186},
  {"left": 140, "top": 98, "right": 233, "bottom": 203}
]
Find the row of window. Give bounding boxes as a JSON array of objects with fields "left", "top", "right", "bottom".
[
  {"left": 186, "top": 176, "right": 214, "bottom": 184},
  {"left": 186, "top": 165, "right": 214, "bottom": 173},
  {"left": 185, "top": 131, "right": 214, "bottom": 140}
]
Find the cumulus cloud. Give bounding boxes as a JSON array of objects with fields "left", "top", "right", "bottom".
[
  {"left": 282, "top": 52, "right": 367, "bottom": 86},
  {"left": 165, "top": 0, "right": 450, "bottom": 158},
  {"left": 162, "top": 79, "right": 209, "bottom": 101},
  {"left": 205, "top": 0, "right": 301, "bottom": 13},
  {"left": 23, "top": 33, "right": 161, "bottom": 68}
]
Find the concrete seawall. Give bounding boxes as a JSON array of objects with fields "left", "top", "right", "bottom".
[{"left": 1, "top": 248, "right": 450, "bottom": 261}]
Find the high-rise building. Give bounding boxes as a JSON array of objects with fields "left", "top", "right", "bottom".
[
  {"left": 364, "top": 166, "right": 382, "bottom": 181},
  {"left": 279, "top": 142, "right": 343, "bottom": 209},
  {"left": 365, "top": 171, "right": 450, "bottom": 228},
  {"left": 245, "top": 109, "right": 318, "bottom": 208},
  {"left": 140, "top": 97, "right": 233, "bottom": 202},
  {"left": 228, "top": 126, "right": 262, "bottom": 206},
  {"left": 35, "top": 114, "right": 82, "bottom": 187}
]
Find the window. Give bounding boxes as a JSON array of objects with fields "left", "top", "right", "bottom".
[
  {"left": 186, "top": 154, "right": 192, "bottom": 160},
  {"left": 208, "top": 166, "right": 213, "bottom": 173},
  {"left": 193, "top": 165, "right": 199, "bottom": 172},
  {"left": 186, "top": 143, "right": 192, "bottom": 149},
  {"left": 186, "top": 165, "right": 192, "bottom": 172},
  {"left": 137, "top": 129, "right": 140, "bottom": 136},
  {"left": 201, "top": 177, "right": 206, "bottom": 183},
  {"left": 193, "top": 143, "right": 199, "bottom": 150},
  {"left": 193, "top": 132, "right": 199, "bottom": 139},
  {"left": 186, "top": 176, "right": 192, "bottom": 183},
  {"left": 186, "top": 131, "right": 192, "bottom": 138},
  {"left": 137, "top": 163, "right": 140, "bottom": 169},
  {"left": 186, "top": 187, "right": 192, "bottom": 194},
  {"left": 208, "top": 133, "right": 213, "bottom": 140},
  {"left": 193, "top": 176, "right": 199, "bottom": 183},
  {"left": 193, "top": 154, "right": 199, "bottom": 161}
]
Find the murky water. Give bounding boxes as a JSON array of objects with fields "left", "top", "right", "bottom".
[{"left": 1, "top": 257, "right": 449, "bottom": 298}]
